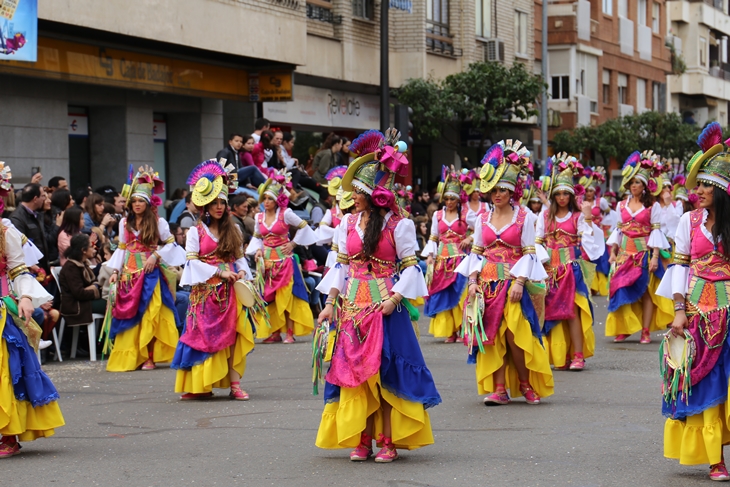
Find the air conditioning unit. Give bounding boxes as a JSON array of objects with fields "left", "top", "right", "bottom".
[{"left": 484, "top": 39, "right": 504, "bottom": 62}]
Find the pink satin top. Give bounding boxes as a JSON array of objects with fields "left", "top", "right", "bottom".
[
  {"left": 346, "top": 213, "right": 399, "bottom": 280},
  {"left": 481, "top": 207, "right": 528, "bottom": 266},
  {"left": 437, "top": 209, "right": 469, "bottom": 245},
  {"left": 543, "top": 212, "right": 581, "bottom": 249},
  {"left": 689, "top": 210, "right": 730, "bottom": 283},
  {"left": 617, "top": 200, "right": 651, "bottom": 238},
  {"left": 257, "top": 210, "right": 290, "bottom": 248}
]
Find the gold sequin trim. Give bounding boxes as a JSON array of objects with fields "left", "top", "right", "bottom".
[
  {"left": 336, "top": 252, "right": 350, "bottom": 265},
  {"left": 471, "top": 245, "right": 485, "bottom": 254},
  {"left": 331, "top": 243, "right": 339, "bottom": 253},
  {"left": 429, "top": 235, "right": 438, "bottom": 242},
  {"left": 319, "top": 222, "right": 330, "bottom": 227},
  {"left": 254, "top": 231, "right": 262, "bottom": 239},
  {"left": 8, "top": 264, "right": 29, "bottom": 281},
  {"left": 399, "top": 255, "right": 418, "bottom": 270},
  {"left": 164, "top": 236, "right": 175, "bottom": 244},
  {"left": 20, "top": 234, "right": 28, "bottom": 246},
  {"left": 522, "top": 246, "right": 536, "bottom": 255},
  {"left": 186, "top": 252, "right": 200, "bottom": 261},
  {"left": 673, "top": 253, "right": 690, "bottom": 265},
  {"left": 534, "top": 237, "right": 545, "bottom": 245},
  {"left": 298, "top": 221, "right": 308, "bottom": 229},
  {"left": 651, "top": 223, "right": 661, "bottom": 230},
  {"left": 118, "top": 242, "right": 127, "bottom": 250}
]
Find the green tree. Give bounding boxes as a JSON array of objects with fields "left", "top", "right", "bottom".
[{"left": 392, "top": 77, "right": 452, "bottom": 142}]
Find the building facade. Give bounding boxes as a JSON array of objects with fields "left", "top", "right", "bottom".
[
  {"left": 667, "top": 0, "right": 730, "bottom": 127},
  {"left": 537, "top": 0, "right": 672, "bottom": 163}
]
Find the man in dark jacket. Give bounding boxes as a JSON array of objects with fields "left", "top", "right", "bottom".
[
  {"left": 217, "top": 133, "right": 266, "bottom": 189},
  {"left": 11, "top": 183, "right": 49, "bottom": 271}
]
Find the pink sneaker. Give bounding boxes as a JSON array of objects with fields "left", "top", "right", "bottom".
[
  {"left": 0, "top": 436, "right": 20, "bottom": 459},
  {"left": 283, "top": 332, "right": 295, "bottom": 344},
  {"left": 141, "top": 359, "right": 156, "bottom": 370},
  {"left": 613, "top": 334, "right": 629, "bottom": 343},
  {"left": 569, "top": 358, "right": 585, "bottom": 371},
  {"left": 710, "top": 462, "right": 730, "bottom": 481},
  {"left": 520, "top": 382, "right": 541, "bottom": 405},
  {"left": 229, "top": 387, "right": 250, "bottom": 401},
  {"left": 262, "top": 332, "right": 282, "bottom": 344},
  {"left": 640, "top": 329, "right": 651, "bottom": 344},
  {"left": 483, "top": 390, "right": 510, "bottom": 406},
  {"left": 374, "top": 435, "right": 398, "bottom": 463},
  {"left": 349, "top": 433, "right": 373, "bottom": 461}
]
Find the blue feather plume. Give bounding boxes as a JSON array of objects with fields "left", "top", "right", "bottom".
[
  {"left": 480, "top": 143, "right": 503, "bottom": 168},
  {"left": 698, "top": 122, "right": 723, "bottom": 152}
]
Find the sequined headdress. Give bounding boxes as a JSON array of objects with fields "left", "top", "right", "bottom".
[
  {"left": 187, "top": 159, "right": 238, "bottom": 207},
  {"left": 122, "top": 165, "right": 164, "bottom": 207},
  {"left": 671, "top": 174, "right": 689, "bottom": 201},
  {"left": 436, "top": 166, "right": 462, "bottom": 201},
  {"left": 686, "top": 122, "right": 730, "bottom": 193},
  {"left": 460, "top": 169, "right": 479, "bottom": 195},
  {"left": 258, "top": 169, "right": 292, "bottom": 208},
  {"left": 325, "top": 165, "right": 347, "bottom": 197},
  {"left": 544, "top": 153, "right": 584, "bottom": 196},
  {"left": 579, "top": 166, "right": 606, "bottom": 195},
  {"left": 621, "top": 150, "right": 663, "bottom": 196},
  {"left": 479, "top": 139, "right": 531, "bottom": 200}
]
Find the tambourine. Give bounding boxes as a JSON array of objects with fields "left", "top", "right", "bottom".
[{"left": 234, "top": 279, "right": 257, "bottom": 308}]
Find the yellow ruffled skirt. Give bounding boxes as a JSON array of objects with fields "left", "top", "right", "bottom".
[
  {"left": 257, "top": 281, "right": 313, "bottom": 339},
  {"left": 107, "top": 282, "right": 179, "bottom": 372},
  {"left": 665, "top": 404, "right": 730, "bottom": 465},
  {"left": 175, "top": 309, "right": 258, "bottom": 393},
  {"left": 315, "top": 373, "right": 434, "bottom": 450},
  {"left": 605, "top": 273, "right": 673, "bottom": 337},
  {"left": 544, "top": 293, "right": 595, "bottom": 367},
  {"left": 475, "top": 299, "right": 554, "bottom": 398},
  {"left": 0, "top": 310, "right": 65, "bottom": 441},
  {"left": 590, "top": 271, "right": 608, "bottom": 296},
  {"left": 428, "top": 289, "right": 467, "bottom": 338}
]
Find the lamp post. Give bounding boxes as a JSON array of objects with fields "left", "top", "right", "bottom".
[{"left": 380, "top": 0, "right": 389, "bottom": 132}]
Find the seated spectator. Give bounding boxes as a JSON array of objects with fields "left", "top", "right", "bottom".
[
  {"left": 169, "top": 222, "right": 186, "bottom": 248},
  {"left": 252, "top": 130, "right": 274, "bottom": 172},
  {"left": 74, "top": 187, "right": 90, "bottom": 209},
  {"left": 58, "top": 206, "right": 84, "bottom": 266},
  {"left": 311, "top": 135, "right": 342, "bottom": 184},
  {"left": 229, "top": 194, "right": 254, "bottom": 240},
  {"left": 414, "top": 215, "right": 429, "bottom": 274},
  {"left": 59, "top": 234, "right": 106, "bottom": 329},
  {"left": 176, "top": 193, "right": 198, "bottom": 230}
]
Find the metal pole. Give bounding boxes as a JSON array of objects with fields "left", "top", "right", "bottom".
[
  {"left": 541, "top": 0, "right": 549, "bottom": 165},
  {"left": 380, "top": 0, "right": 389, "bottom": 132}
]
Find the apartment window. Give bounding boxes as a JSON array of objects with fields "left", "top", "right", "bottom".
[
  {"left": 618, "top": 73, "right": 628, "bottom": 104},
  {"left": 352, "top": 0, "right": 374, "bottom": 19},
  {"left": 618, "top": 0, "right": 627, "bottom": 17},
  {"left": 603, "top": 0, "right": 613, "bottom": 15},
  {"left": 652, "top": 82, "right": 659, "bottom": 110},
  {"left": 637, "top": 0, "right": 647, "bottom": 25},
  {"left": 551, "top": 75, "right": 570, "bottom": 100},
  {"left": 636, "top": 78, "right": 646, "bottom": 110},
  {"left": 700, "top": 37, "right": 707, "bottom": 67},
  {"left": 476, "top": 0, "right": 493, "bottom": 38},
  {"left": 514, "top": 10, "right": 528, "bottom": 56},
  {"left": 603, "top": 69, "right": 611, "bottom": 104},
  {"left": 652, "top": 2, "right": 660, "bottom": 33},
  {"left": 427, "top": 0, "right": 453, "bottom": 54}
]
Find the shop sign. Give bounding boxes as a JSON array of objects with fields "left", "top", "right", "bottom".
[
  {"left": 68, "top": 113, "right": 88, "bottom": 137},
  {"left": 153, "top": 120, "right": 167, "bottom": 141},
  {"left": 0, "top": 0, "right": 37, "bottom": 62},
  {"left": 264, "top": 84, "right": 379, "bottom": 130}
]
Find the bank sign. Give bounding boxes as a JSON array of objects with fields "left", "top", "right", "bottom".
[{"left": 0, "top": 0, "right": 36, "bottom": 62}]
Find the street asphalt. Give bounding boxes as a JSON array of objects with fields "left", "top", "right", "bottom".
[{"left": 2, "top": 297, "right": 713, "bottom": 486}]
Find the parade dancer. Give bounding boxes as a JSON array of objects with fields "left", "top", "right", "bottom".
[
  {"left": 0, "top": 163, "right": 64, "bottom": 458},
  {"left": 106, "top": 166, "right": 185, "bottom": 371},
  {"left": 422, "top": 167, "right": 472, "bottom": 342},
  {"left": 536, "top": 155, "right": 603, "bottom": 371},
  {"left": 246, "top": 170, "right": 317, "bottom": 344},
  {"left": 172, "top": 160, "right": 266, "bottom": 401},
  {"left": 316, "top": 129, "right": 441, "bottom": 462},
  {"left": 314, "top": 166, "right": 347, "bottom": 247},
  {"left": 605, "top": 151, "right": 674, "bottom": 343},
  {"left": 580, "top": 166, "right": 610, "bottom": 296},
  {"left": 658, "top": 122, "right": 730, "bottom": 481},
  {"left": 456, "top": 140, "right": 553, "bottom": 406}
]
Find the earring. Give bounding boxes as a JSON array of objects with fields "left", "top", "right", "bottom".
[{"left": 205, "top": 211, "right": 211, "bottom": 225}]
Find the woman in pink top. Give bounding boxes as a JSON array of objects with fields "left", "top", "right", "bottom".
[{"left": 57, "top": 206, "right": 84, "bottom": 266}]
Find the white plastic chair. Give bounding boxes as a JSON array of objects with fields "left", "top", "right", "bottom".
[{"left": 51, "top": 266, "right": 101, "bottom": 362}]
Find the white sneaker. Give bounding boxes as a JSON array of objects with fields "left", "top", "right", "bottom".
[{"left": 38, "top": 339, "right": 52, "bottom": 350}]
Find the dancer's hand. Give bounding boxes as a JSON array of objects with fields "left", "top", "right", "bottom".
[
  {"left": 459, "top": 237, "right": 473, "bottom": 250},
  {"left": 671, "top": 311, "right": 688, "bottom": 337},
  {"left": 143, "top": 255, "right": 157, "bottom": 273},
  {"left": 282, "top": 242, "right": 296, "bottom": 256},
  {"left": 468, "top": 283, "right": 478, "bottom": 299},
  {"left": 649, "top": 256, "right": 659, "bottom": 273},
  {"left": 608, "top": 252, "right": 616, "bottom": 265},
  {"left": 509, "top": 280, "right": 524, "bottom": 303},
  {"left": 380, "top": 299, "right": 396, "bottom": 316},
  {"left": 318, "top": 304, "right": 333, "bottom": 324},
  {"left": 426, "top": 255, "right": 434, "bottom": 267},
  {"left": 255, "top": 250, "right": 263, "bottom": 260},
  {"left": 236, "top": 270, "right": 248, "bottom": 280},
  {"left": 219, "top": 270, "right": 237, "bottom": 282},
  {"left": 109, "top": 273, "right": 118, "bottom": 284},
  {"left": 18, "top": 296, "right": 33, "bottom": 323}
]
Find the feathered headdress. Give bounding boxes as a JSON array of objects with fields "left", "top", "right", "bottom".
[
  {"left": 325, "top": 165, "right": 347, "bottom": 196},
  {"left": 259, "top": 168, "right": 292, "bottom": 209},
  {"left": 478, "top": 140, "right": 531, "bottom": 200},
  {"left": 549, "top": 153, "right": 584, "bottom": 196},
  {"left": 686, "top": 122, "right": 730, "bottom": 194},
  {"left": 128, "top": 165, "right": 165, "bottom": 207},
  {"left": 621, "top": 151, "right": 662, "bottom": 196},
  {"left": 188, "top": 159, "right": 238, "bottom": 207}
]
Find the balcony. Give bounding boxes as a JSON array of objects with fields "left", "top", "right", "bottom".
[
  {"left": 619, "top": 103, "right": 635, "bottom": 117},
  {"left": 669, "top": 71, "right": 730, "bottom": 100},
  {"left": 619, "top": 17, "right": 634, "bottom": 56}
]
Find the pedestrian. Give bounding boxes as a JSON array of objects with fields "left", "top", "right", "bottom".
[
  {"left": 316, "top": 130, "right": 440, "bottom": 462},
  {"left": 245, "top": 169, "right": 317, "bottom": 344},
  {"left": 105, "top": 166, "right": 185, "bottom": 372},
  {"left": 535, "top": 156, "right": 603, "bottom": 371},
  {"left": 658, "top": 122, "right": 730, "bottom": 481},
  {"left": 172, "top": 160, "right": 266, "bottom": 401},
  {"left": 252, "top": 130, "right": 274, "bottom": 172},
  {"left": 421, "top": 167, "right": 472, "bottom": 343},
  {"left": 0, "top": 164, "right": 64, "bottom": 459},
  {"left": 605, "top": 151, "right": 674, "bottom": 344},
  {"left": 457, "top": 140, "right": 553, "bottom": 406},
  {"left": 311, "top": 136, "right": 343, "bottom": 184}
]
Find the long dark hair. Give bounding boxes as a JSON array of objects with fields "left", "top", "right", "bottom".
[
  {"left": 547, "top": 192, "right": 579, "bottom": 228},
  {"left": 64, "top": 233, "right": 90, "bottom": 262},
  {"left": 59, "top": 206, "right": 84, "bottom": 235},
  {"left": 126, "top": 203, "right": 160, "bottom": 247},
  {"left": 205, "top": 202, "right": 243, "bottom": 262},
  {"left": 362, "top": 193, "right": 386, "bottom": 256},
  {"left": 712, "top": 186, "right": 730, "bottom": 257}
]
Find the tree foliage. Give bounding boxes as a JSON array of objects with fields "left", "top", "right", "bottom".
[
  {"left": 395, "top": 61, "right": 547, "bottom": 154},
  {"left": 552, "top": 112, "right": 702, "bottom": 165}
]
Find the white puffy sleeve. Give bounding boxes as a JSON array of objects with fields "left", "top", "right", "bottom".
[
  {"left": 316, "top": 217, "right": 349, "bottom": 295},
  {"left": 245, "top": 214, "right": 263, "bottom": 255},
  {"left": 315, "top": 210, "right": 335, "bottom": 245},
  {"left": 605, "top": 205, "right": 623, "bottom": 247},
  {"left": 2, "top": 219, "right": 44, "bottom": 267},
  {"left": 324, "top": 225, "right": 339, "bottom": 268},
  {"left": 421, "top": 211, "right": 439, "bottom": 257},
  {"left": 656, "top": 212, "right": 691, "bottom": 300},
  {"left": 157, "top": 217, "right": 186, "bottom": 266},
  {"left": 6, "top": 226, "right": 52, "bottom": 307},
  {"left": 465, "top": 208, "right": 478, "bottom": 230},
  {"left": 662, "top": 204, "right": 681, "bottom": 241},
  {"left": 510, "top": 211, "right": 549, "bottom": 281},
  {"left": 284, "top": 208, "right": 317, "bottom": 246},
  {"left": 578, "top": 214, "right": 604, "bottom": 261},
  {"left": 106, "top": 217, "right": 127, "bottom": 271},
  {"left": 235, "top": 255, "right": 253, "bottom": 280},
  {"left": 456, "top": 214, "right": 485, "bottom": 276},
  {"left": 392, "top": 218, "right": 428, "bottom": 299},
  {"left": 648, "top": 202, "right": 671, "bottom": 249},
  {"left": 534, "top": 209, "right": 549, "bottom": 264},
  {"left": 180, "top": 226, "right": 215, "bottom": 286}
]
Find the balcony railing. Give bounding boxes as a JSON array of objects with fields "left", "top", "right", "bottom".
[
  {"left": 306, "top": 1, "right": 342, "bottom": 24},
  {"left": 709, "top": 64, "right": 730, "bottom": 81}
]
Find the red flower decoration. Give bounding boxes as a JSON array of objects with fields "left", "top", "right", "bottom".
[
  {"left": 647, "top": 179, "right": 658, "bottom": 193},
  {"left": 372, "top": 186, "right": 396, "bottom": 209},
  {"left": 150, "top": 195, "right": 163, "bottom": 207},
  {"left": 276, "top": 193, "right": 289, "bottom": 209},
  {"left": 573, "top": 184, "right": 585, "bottom": 197}
]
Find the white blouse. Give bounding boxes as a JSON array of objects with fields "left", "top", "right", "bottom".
[
  {"left": 656, "top": 210, "right": 704, "bottom": 299},
  {"left": 421, "top": 209, "right": 476, "bottom": 257},
  {"left": 245, "top": 207, "right": 318, "bottom": 255},
  {"left": 455, "top": 208, "right": 548, "bottom": 281},
  {"left": 180, "top": 224, "right": 252, "bottom": 286},
  {"left": 317, "top": 212, "right": 429, "bottom": 300},
  {"left": 106, "top": 217, "right": 186, "bottom": 271},
  {"left": 5, "top": 225, "right": 52, "bottom": 307},
  {"left": 2, "top": 218, "right": 44, "bottom": 267}
]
